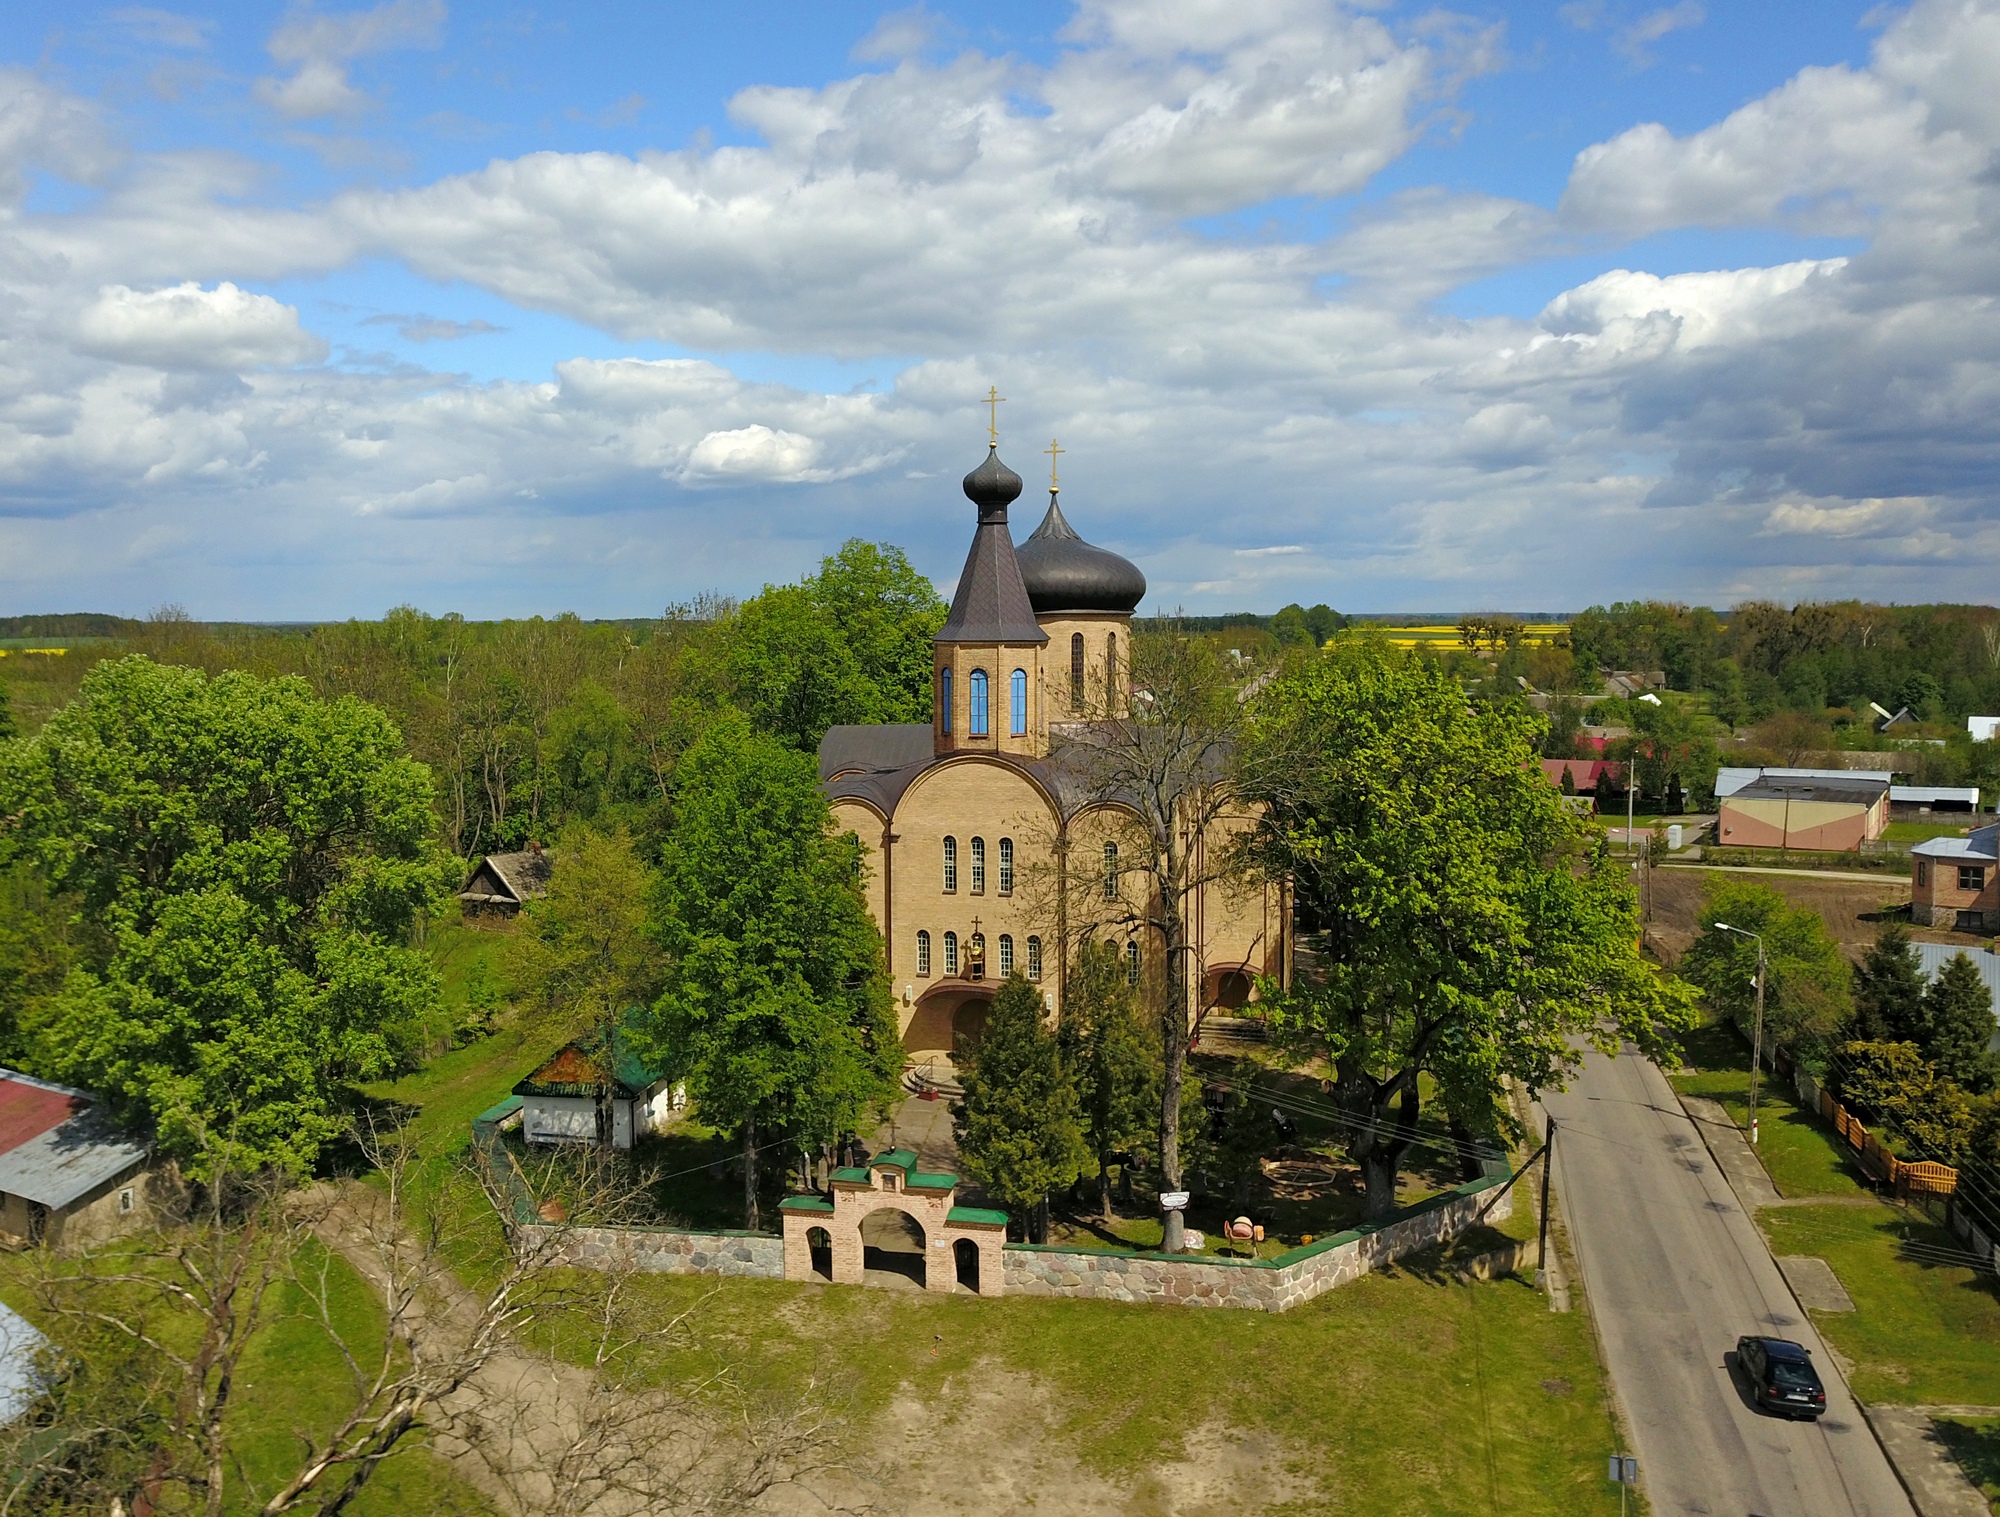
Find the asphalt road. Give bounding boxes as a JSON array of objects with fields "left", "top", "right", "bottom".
[{"left": 1542, "top": 1044, "right": 1915, "bottom": 1517}]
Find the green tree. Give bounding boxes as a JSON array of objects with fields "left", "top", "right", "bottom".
[
  {"left": 507, "top": 826, "right": 664, "bottom": 1047},
  {"left": 1854, "top": 922, "right": 1926, "bottom": 1043},
  {"left": 0, "top": 678, "right": 14, "bottom": 739},
  {"left": 806, "top": 540, "right": 947, "bottom": 724},
  {"left": 1271, "top": 604, "right": 1316, "bottom": 649},
  {"left": 1679, "top": 880, "right": 1854, "bottom": 1049},
  {"left": 953, "top": 972, "right": 1088, "bottom": 1242},
  {"left": 0, "top": 657, "right": 457, "bottom": 1173},
  {"left": 1915, "top": 952, "right": 1997, "bottom": 1092},
  {"left": 1832, "top": 1040, "right": 1977, "bottom": 1162},
  {"left": 640, "top": 712, "right": 901, "bottom": 1229},
  {"left": 0, "top": 864, "right": 102, "bottom": 1069},
  {"left": 1239, "top": 640, "right": 1697, "bottom": 1217},
  {"left": 1056, "top": 941, "right": 1159, "bottom": 1220},
  {"left": 724, "top": 585, "right": 875, "bottom": 751},
  {"left": 1542, "top": 696, "right": 1586, "bottom": 759}
]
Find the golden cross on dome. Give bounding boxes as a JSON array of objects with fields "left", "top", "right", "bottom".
[
  {"left": 984, "top": 386, "right": 1005, "bottom": 446},
  {"left": 1045, "top": 438, "right": 1063, "bottom": 492}
]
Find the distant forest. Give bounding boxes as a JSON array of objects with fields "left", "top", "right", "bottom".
[{"left": 6, "top": 589, "right": 2000, "bottom": 851}]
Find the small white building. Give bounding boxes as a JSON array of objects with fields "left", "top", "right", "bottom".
[{"left": 513, "top": 1029, "right": 683, "bottom": 1150}]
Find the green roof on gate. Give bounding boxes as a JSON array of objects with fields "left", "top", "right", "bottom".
[
  {"left": 947, "top": 1205, "right": 1009, "bottom": 1226},
  {"left": 778, "top": 1195, "right": 835, "bottom": 1213}
]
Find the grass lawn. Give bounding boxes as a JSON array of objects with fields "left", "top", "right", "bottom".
[
  {"left": 1885, "top": 820, "right": 1976, "bottom": 844},
  {"left": 1933, "top": 1417, "right": 2000, "bottom": 1514},
  {"left": 562, "top": 1240, "right": 1630, "bottom": 1514},
  {"left": 1668, "top": 1022, "right": 1871, "bottom": 1200},
  {"left": 0, "top": 1242, "right": 495, "bottom": 1516},
  {"left": 1759, "top": 1204, "right": 2000, "bottom": 1407}
]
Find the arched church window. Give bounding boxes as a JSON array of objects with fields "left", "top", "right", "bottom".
[
  {"left": 1106, "top": 633, "right": 1119, "bottom": 702},
  {"left": 1070, "top": 633, "right": 1084, "bottom": 710},
  {"left": 998, "top": 838, "right": 1013, "bottom": 894},
  {"left": 1125, "top": 940, "right": 1140, "bottom": 985},
  {"left": 916, "top": 930, "right": 932, "bottom": 976},
  {"left": 1010, "top": 668, "right": 1027, "bottom": 735},
  {"left": 944, "top": 931, "right": 959, "bottom": 976},
  {"left": 1102, "top": 841, "right": 1119, "bottom": 900},
  {"left": 969, "top": 669, "right": 989, "bottom": 736},
  {"left": 943, "top": 836, "right": 957, "bottom": 893},
  {"left": 1027, "top": 935, "right": 1042, "bottom": 980},
  {"left": 970, "top": 837, "right": 986, "bottom": 894},
  {"left": 999, "top": 934, "right": 1014, "bottom": 976},
  {"left": 940, "top": 668, "right": 952, "bottom": 734}
]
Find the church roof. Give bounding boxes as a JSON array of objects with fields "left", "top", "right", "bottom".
[
  {"left": 1015, "top": 493, "right": 1147, "bottom": 615},
  {"left": 819, "top": 724, "right": 935, "bottom": 779},
  {"left": 936, "top": 448, "right": 1047, "bottom": 646}
]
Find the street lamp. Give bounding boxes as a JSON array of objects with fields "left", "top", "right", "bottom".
[{"left": 1713, "top": 922, "right": 1767, "bottom": 1146}]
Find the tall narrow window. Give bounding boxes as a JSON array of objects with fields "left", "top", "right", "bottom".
[
  {"left": 940, "top": 668, "right": 953, "bottom": 734},
  {"left": 916, "top": 930, "right": 932, "bottom": 976},
  {"left": 969, "top": 669, "right": 989, "bottom": 736},
  {"left": 943, "top": 836, "right": 958, "bottom": 893},
  {"left": 1102, "top": 841, "right": 1119, "bottom": 900},
  {"left": 1010, "top": 668, "right": 1028, "bottom": 735},
  {"left": 998, "top": 838, "right": 1013, "bottom": 894},
  {"left": 944, "top": 931, "right": 959, "bottom": 976},
  {"left": 999, "top": 934, "right": 1014, "bottom": 976},
  {"left": 971, "top": 837, "right": 986, "bottom": 894},
  {"left": 1918, "top": 860, "right": 1930, "bottom": 887},
  {"left": 1125, "top": 941, "right": 1140, "bottom": 985},
  {"left": 1027, "top": 935, "right": 1042, "bottom": 981},
  {"left": 1070, "top": 633, "right": 1085, "bottom": 710},
  {"left": 1106, "top": 632, "right": 1119, "bottom": 703}
]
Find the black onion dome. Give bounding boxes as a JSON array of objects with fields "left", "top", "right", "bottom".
[
  {"left": 1015, "top": 493, "right": 1147, "bottom": 615},
  {"left": 962, "top": 446, "right": 1023, "bottom": 522}
]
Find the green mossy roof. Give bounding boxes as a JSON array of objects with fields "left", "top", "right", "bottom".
[{"left": 946, "top": 1205, "right": 1009, "bottom": 1226}]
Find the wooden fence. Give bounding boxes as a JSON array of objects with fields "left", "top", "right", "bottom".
[{"left": 1791, "top": 1062, "right": 1958, "bottom": 1198}]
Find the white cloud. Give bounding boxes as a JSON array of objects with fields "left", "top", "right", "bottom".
[
  {"left": 0, "top": 68, "right": 121, "bottom": 202},
  {"left": 681, "top": 425, "right": 823, "bottom": 484},
  {"left": 1615, "top": 3, "right": 1704, "bottom": 67},
  {"left": 255, "top": 0, "right": 446, "bottom": 121},
  {"left": 853, "top": 4, "right": 940, "bottom": 61},
  {"left": 74, "top": 283, "right": 328, "bottom": 370},
  {"left": 108, "top": 8, "right": 215, "bottom": 50}
]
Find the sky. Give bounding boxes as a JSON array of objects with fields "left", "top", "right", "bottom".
[{"left": 1, "top": 0, "right": 1996, "bottom": 619}]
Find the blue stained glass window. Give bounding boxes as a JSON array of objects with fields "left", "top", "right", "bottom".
[
  {"left": 940, "top": 668, "right": 952, "bottom": 733},
  {"left": 1010, "top": 668, "right": 1027, "bottom": 735},
  {"left": 969, "top": 669, "right": 989, "bottom": 736}
]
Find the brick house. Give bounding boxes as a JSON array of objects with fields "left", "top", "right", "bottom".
[{"left": 1912, "top": 825, "right": 2000, "bottom": 931}]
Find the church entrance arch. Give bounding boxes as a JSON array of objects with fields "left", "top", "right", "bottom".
[
  {"left": 904, "top": 985, "right": 993, "bottom": 1058},
  {"left": 1207, "top": 964, "right": 1256, "bottom": 1011},
  {"left": 860, "top": 1206, "right": 927, "bottom": 1289},
  {"left": 953, "top": 1237, "right": 980, "bottom": 1293},
  {"left": 806, "top": 1226, "right": 833, "bottom": 1281}
]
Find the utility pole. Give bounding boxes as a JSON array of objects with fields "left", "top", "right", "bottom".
[
  {"left": 1537, "top": 1115, "right": 1556, "bottom": 1278},
  {"left": 1714, "top": 922, "right": 1768, "bottom": 1145}
]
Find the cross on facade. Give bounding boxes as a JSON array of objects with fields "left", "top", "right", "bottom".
[
  {"left": 984, "top": 386, "right": 1005, "bottom": 445},
  {"left": 1046, "top": 437, "right": 1063, "bottom": 491}
]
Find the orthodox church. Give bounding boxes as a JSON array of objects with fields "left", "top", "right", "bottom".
[{"left": 818, "top": 440, "right": 1293, "bottom": 1060}]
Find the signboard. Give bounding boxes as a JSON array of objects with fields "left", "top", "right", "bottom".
[
  {"left": 1159, "top": 1192, "right": 1190, "bottom": 1211},
  {"left": 1608, "top": 1456, "right": 1637, "bottom": 1485}
]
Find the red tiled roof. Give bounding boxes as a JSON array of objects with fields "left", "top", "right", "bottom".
[
  {"left": 1541, "top": 758, "right": 1622, "bottom": 789},
  {"left": 0, "top": 1079, "right": 86, "bottom": 1158}
]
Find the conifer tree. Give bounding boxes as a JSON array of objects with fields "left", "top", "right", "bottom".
[
  {"left": 1854, "top": 921, "right": 1925, "bottom": 1043},
  {"left": 953, "top": 972, "right": 1088, "bottom": 1242},
  {"left": 1057, "top": 941, "right": 1158, "bottom": 1220},
  {"left": 1915, "top": 952, "right": 1997, "bottom": 1092}
]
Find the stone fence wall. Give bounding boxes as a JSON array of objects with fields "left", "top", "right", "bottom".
[
  {"left": 516, "top": 1221, "right": 786, "bottom": 1279},
  {"left": 1002, "top": 1174, "right": 1513, "bottom": 1313}
]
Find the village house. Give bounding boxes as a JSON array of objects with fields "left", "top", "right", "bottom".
[
  {"left": 458, "top": 844, "right": 553, "bottom": 918},
  {"left": 1715, "top": 769, "right": 1891, "bottom": 851},
  {"left": 0, "top": 1070, "right": 152, "bottom": 1248},
  {"left": 513, "top": 1026, "right": 683, "bottom": 1149},
  {"left": 1912, "top": 824, "right": 2000, "bottom": 933},
  {"left": 818, "top": 441, "right": 1291, "bottom": 1065}
]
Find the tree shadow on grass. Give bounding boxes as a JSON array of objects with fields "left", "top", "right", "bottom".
[{"left": 1932, "top": 1418, "right": 2000, "bottom": 1501}]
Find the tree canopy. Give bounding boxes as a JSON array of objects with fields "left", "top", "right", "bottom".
[
  {"left": 953, "top": 972, "right": 1088, "bottom": 1240},
  {"left": 1854, "top": 922, "right": 1926, "bottom": 1044},
  {"left": 1057, "top": 940, "right": 1158, "bottom": 1221},
  {"left": 638, "top": 712, "right": 901, "bottom": 1228},
  {"left": 0, "top": 657, "right": 458, "bottom": 1173},
  {"left": 1239, "top": 638, "right": 1697, "bottom": 1215},
  {"left": 1914, "top": 952, "right": 1996, "bottom": 1093},
  {"left": 1678, "top": 879, "right": 1854, "bottom": 1050}
]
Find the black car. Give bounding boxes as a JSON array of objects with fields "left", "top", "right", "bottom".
[{"left": 1736, "top": 1336, "right": 1827, "bottom": 1419}]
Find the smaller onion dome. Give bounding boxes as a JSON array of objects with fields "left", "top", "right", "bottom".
[
  {"left": 962, "top": 446, "right": 1023, "bottom": 522},
  {"left": 1015, "top": 492, "right": 1147, "bottom": 615}
]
